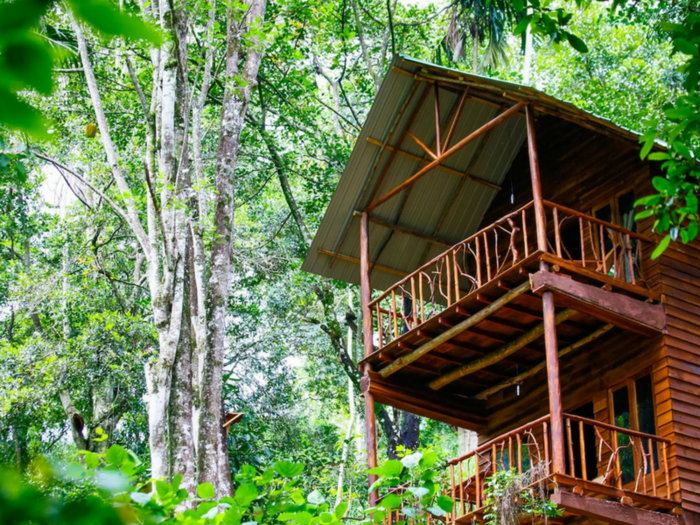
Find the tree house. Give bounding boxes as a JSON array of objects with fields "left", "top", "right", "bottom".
[{"left": 303, "top": 56, "right": 700, "bottom": 525}]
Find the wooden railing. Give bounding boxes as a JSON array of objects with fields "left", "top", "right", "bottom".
[
  {"left": 543, "top": 201, "right": 650, "bottom": 287},
  {"left": 369, "top": 201, "right": 536, "bottom": 349},
  {"left": 444, "top": 415, "right": 552, "bottom": 522},
  {"left": 377, "top": 414, "right": 672, "bottom": 525},
  {"left": 368, "top": 200, "right": 651, "bottom": 350},
  {"left": 563, "top": 414, "right": 672, "bottom": 500}
]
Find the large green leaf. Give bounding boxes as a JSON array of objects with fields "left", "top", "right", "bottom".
[
  {"left": 274, "top": 460, "right": 304, "bottom": 478},
  {"left": 234, "top": 482, "right": 258, "bottom": 506},
  {"left": 67, "top": 0, "right": 161, "bottom": 44},
  {"left": 197, "top": 482, "right": 216, "bottom": 499}
]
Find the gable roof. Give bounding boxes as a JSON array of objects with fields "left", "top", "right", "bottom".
[{"left": 302, "top": 54, "right": 646, "bottom": 291}]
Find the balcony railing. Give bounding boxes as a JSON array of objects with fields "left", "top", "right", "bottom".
[
  {"left": 378, "top": 414, "right": 672, "bottom": 525},
  {"left": 368, "top": 200, "right": 650, "bottom": 350}
]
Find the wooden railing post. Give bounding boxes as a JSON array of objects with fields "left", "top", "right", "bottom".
[
  {"left": 526, "top": 105, "right": 548, "bottom": 260},
  {"left": 543, "top": 290, "right": 565, "bottom": 475},
  {"left": 360, "top": 212, "right": 378, "bottom": 506}
]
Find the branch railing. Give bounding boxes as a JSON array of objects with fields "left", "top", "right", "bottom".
[
  {"left": 543, "top": 201, "right": 650, "bottom": 286},
  {"left": 369, "top": 201, "right": 536, "bottom": 349},
  {"left": 378, "top": 414, "right": 672, "bottom": 525},
  {"left": 563, "top": 413, "right": 672, "bottom": 500},
  {"left": 368, "top": 200, "right": 651, "bottom": 350},
  {"left": 443, "top": 415, "right": 552, "bottom": 522}
]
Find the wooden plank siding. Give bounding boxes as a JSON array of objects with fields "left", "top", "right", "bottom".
[{"left": 475, "top": 115, "right": 700, "bottom": 514}]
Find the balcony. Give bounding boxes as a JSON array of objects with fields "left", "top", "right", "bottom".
[
  {"left": 378, "top": 414, "right": 677, "bottom": 525},
  {"left": 366, "top": 200, "right": 654, "bottom": 357}
]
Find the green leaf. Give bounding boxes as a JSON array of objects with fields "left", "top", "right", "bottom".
[
  {"left": 639, "top": 138, "right": 655, "bottom": 159},
  {"left": 105, "top": 445, "right": 127, "bottom": 467},
  {"left": 320, "top": 513, "right": 333, "bottom": 523},
  {"left": 235, "top": 482, "right": 258, "bottom": 506},
  {"left": 379, "top": 493, "right": 402, "bottom": 509},
  {"left": 0, "top": 90, "right": 47, "bottom": 137},
  {"left": 652, "top": 176, "right": 671, "bottom": 192},
  {"left": 197, "top": 482, "right": 216, "bottom": 499},
  {"left": 292, "top": 512, "right": 313, "bottom": 525},
  {"left": 674, "top": 38, "right": 699, "bottom": 56},
  {"left": 651, "top": 234, "right": 671, "bottom": 259},
  {"left": 436, "top": 495, "right": 454, "bottom": 513},
  {"left": 274, "top": 460, "right": 304, "bottom": 478},
  {"left": 635, "top": 209, "right": 655, "bottom": 220},
  {"left": 648, "top": 152, "right": 671, "bottom": 161},
  {"left": 514, "top": 15, "right": 533, "bottom": 36},
  {"left": 426, "top": 506, "right": 447, "bottom": 517},
  {"left": 307, "top": 489, "right": 325, "bottom": 506},
  {"left": 419, "top": 450, "right": 438, "bottom": 468},
  {"left": 565, "top": 32, "right": 588, "bottom": 53},
  {"left": 131, "top": 491, "right": 153, "bottom": 504},
  {"left": 401, "top": 452, "right": 422, "bottom": 469},
  {"left": 334, "top": 502, "right": 348, "bottom": 519},
  {"left": 406, "top": 487, "right": 429, "bottom": 498},
  {"left": 2, "top": 38, "right": 53, "bottom": 94},
  {"left": 84, "top": 451, "right": 99, "bottom": 469},
  {"left": 67, "top": 0, "right": 162, "bottom": 43}
]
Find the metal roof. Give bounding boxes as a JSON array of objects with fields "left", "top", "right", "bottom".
[{"left": 302, "top": 55, "right": 646, "bottom": 291}]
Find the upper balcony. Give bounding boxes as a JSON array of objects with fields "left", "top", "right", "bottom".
[{"left": 365, "top": 198, "right": 654, "bottom": 358}]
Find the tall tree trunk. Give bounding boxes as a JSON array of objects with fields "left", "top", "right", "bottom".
[{"left": 200, "top": 0, "right": 268, "bottom": 496}]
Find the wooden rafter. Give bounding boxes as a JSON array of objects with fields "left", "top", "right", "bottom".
[
  {"left": 365, "top": 102, "right": 526, "bottom": 213},
  {"left": 317, "top": 248, "right": 406, "bottom": 277},
  {"left": 378, "top": 280, "right": 531, "bottom": 378},
  {"left": 473, "top": 323, "right": 615, "bottom": 400},
  {"left": 428, "top": 308, "right": 577, "bottom": 390},
  {"left": 365, "top": 139, "right": 501, "bottom": 190},
  {"left": 360, "top": 213, "right": 453, "bottom": 247}
]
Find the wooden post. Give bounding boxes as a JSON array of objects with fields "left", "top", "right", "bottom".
[
  {"left": 543, "top": 290, "right": 565, "bottom": 475},
  {"left": 361, "top": 212, "right": 373, "bottom": 358},
  {"left": 526, "top": 105, "right": 548, "bottom": 263},
  {"left": 360, "top": 212, "right": 378, "bottom": 506},
  {"left": 364, "top": 389, "right": 379, "bottom": 506}
]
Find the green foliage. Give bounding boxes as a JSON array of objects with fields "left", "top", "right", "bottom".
[
  {"left": 0, "top": 0, "right": 159, "bottom": 140},
  {"left": 368, "top": 449, "right": 454, "bottom": 523},
  {"left": 634, "top": 14, "right": 700, "bottom": 257},
  {"left": 482, "top": 466, "right": 561, "bottom": 525}
]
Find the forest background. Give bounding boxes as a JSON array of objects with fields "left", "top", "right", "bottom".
[{"left": 0, "top": 0, "right": 692, "bottom": 511}]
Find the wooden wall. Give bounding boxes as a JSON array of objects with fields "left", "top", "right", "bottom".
[{"left": 474, "top": 114, "right": 700, "bottom": 511}]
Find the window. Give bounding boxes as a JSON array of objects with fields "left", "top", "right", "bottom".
[
  {"left": 592, "top": 190, "right": 638, "bottom": 282},
  {"left": 609, "top": 374, "right": 658, "bottom": 485}
]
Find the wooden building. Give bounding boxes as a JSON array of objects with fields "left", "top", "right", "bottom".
[{"left": 302, "top": 56, "right": 700, "bottom": 525}]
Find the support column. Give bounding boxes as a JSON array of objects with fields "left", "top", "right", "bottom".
[
  {"left": 364, "top": 389, "right": 378, "bottom": 506},
  {"left": 526, "top": 105, "right": 548, "bottom": 260},
  {"left": 542, "top": 290, "right": 565, "bottom": 475},
  {"left": 360, "top": 212, "right": 378, "bottom": 505}
]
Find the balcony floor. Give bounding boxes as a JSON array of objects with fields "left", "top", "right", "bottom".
[{"left": 361, "top": 253, "right": 664, "bottom": 430}]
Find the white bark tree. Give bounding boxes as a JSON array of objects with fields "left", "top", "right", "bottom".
[{"left": 63, "top": 0, "right": 268, "bottom": 496}]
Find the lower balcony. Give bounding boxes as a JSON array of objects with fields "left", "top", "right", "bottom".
[{"left": 379, "top": 414, "right": 679, "bottom": 525}]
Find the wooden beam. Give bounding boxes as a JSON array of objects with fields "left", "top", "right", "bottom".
[
  {"left": 474, "top": 323, "right": 615, "bottom": 400},
  {"left": 365, "top": 102, "right": 525, "bottom": 212},
  {"left": 378, "top": 281, "right": 531, "bottom": 378},
  {"left": 317, "top": 249, "right": 407, "bottom": 277},
  {"left": 365, "top": 138, "right": 501, "bottom": 190},
  {"left": 362, "top": 371, "right": 486, "bottom": 431},
  {"left": 364, "top": 390, "right": 378, "bottom": 506},
  {"left": 550, "top": 490, "right": 682, "bottom": 525},
  {"left": 526, "top": 105, "right": 548, "bottom": 258},
  {"left": 428, "top": 308, "right": 576, "bottom": 390},
  {"left": 359, "top": 213, "right": 453, "bottom": 247},
  {"left": 543, "top": 290, "right": 565, "bottom": 475},
  {"left": 530, "top": 270, "right": 666, "bottom": 335},
  {"left": 360, "top": 212, "right": 373, "bottom": 359},
  {"left": 406, "top": 130, "right": 436, "bottom": 159}
]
